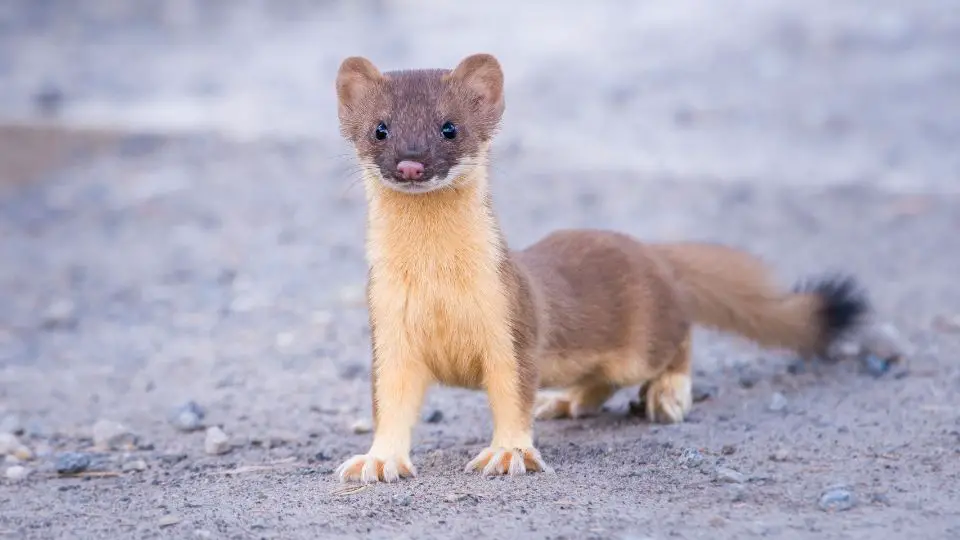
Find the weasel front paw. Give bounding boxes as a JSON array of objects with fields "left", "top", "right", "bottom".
[
  {"left": 644, "top": 372, "right": 693, "bottom": 424},
  {"left": 464, "top": 446, "right": 552, "bottom": 477},
  {"left": 335, "top": 453, "right": 417, "bottom": 484}
]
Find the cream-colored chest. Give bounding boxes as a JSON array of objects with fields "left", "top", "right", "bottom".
[{"left": 368, "top": 255, "right": 508, "bottom": 388}]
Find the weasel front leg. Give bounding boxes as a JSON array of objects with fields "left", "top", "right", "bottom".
[
  {"left": 464, "top": 340, "right": 552, "bottom": 476},
  {"left": 336, "top": 335, "right": 430, "bottom": 483}
]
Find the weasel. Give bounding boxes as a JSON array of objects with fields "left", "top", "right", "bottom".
[{"left": 332, "top": 53, "right": 869, "bottom": 483}]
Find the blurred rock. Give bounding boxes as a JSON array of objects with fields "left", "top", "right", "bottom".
[
  {"left": 55, "top": 452, "right": 92, "bottom": 475},
  {"left": 351, "top": 419, "right": 372, "bottom": 434},
  {"left": 860, "top": 323, "right": 910, "bottom": 362},
  {"left": 204, "top": 427, "right": 231, "bottom": 455},
  {"left": 41, "top": 299, "right": 78, "bottom": 330},
  {"left": 0, "top": 433, "right": 33, "bottom": 460},
  {"left": 819, "top": 486, "right": 857, "bottom": 512},
  {"left": 5, "top": 465, "right": 30, "bottom": 481},
  {"left": 169, "top": 401, "right": 206, "bottom": 432},
  {"left": 0, "top": 414, "right": 23, "bottom": 436},
  {"left": 768, "top": 392, "right": 788, "bottom": 413},
  {"left": 34, "top": 83, "right": 65, "bottom": 117},
  {"left": 93, "top": 420, "right": 137, "bottom": 451}
]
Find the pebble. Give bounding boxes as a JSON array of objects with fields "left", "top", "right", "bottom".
[
  {"left": 0, "top": 432, "right": 33, "bottom": 460},
  {"left": 55, "top": 452, "right": 92, "bottom": 475},
  {"left": 860, "top": 323, "right": 909, "bottom": 362},
  {"left": 169, "top": 401, "right": 206, "bottom": 432},
  {"left": 786, "top": 359, "right": 806, "bottom": 375},
  {"left": 770, "top": 448, "right": 790, "bottom": 462},
  {"left": 424, "top": 410, "right": 444, "bottom": 424},
  {"left": 819, "top": 487, "right": 857, "bottom": 512},
  {"left": 311, "top": 310, "right": 334, "bottom": 327},
  {"left": 41, "top": 299, "right": 78, "bottom": 330},
  {"left": 933, "top": 314, "right": 960, "bottom": 333},
  {"left": 444, "top": 492, "right": 478, "bottom": 504},
  {"left": 122, "top": 459, "right": 148, "bottom": 472},
  {"left": 204, "top": 426, "right": 231, "bottom": 455},
  {"left": 862, "top": 354, "right": 892, "bottom": 377},
  {"left": 34, "top": 83, "right": 65, "bottom": 116},
  {"left": 728, "top": 485, "right": 748, "bottom": 503},
  {"left": 274, "top": 331, "right": 295, "bottom": 349},
  {"left": 691, "top": 383, "right": 716, "bottom": 403},
  {"left": 158, "top": 515, "right": 182, "bottom": 528},
  {"left": 351, "top": 419, "right": 372, "bottom": 434},
  {"left": 338, "top": 284, "right": 366, "bottom": 307},
  {"left": 768, "top": 392, "right": 788, "bottom": 413},
  {"left": 392, "top": 494, "right": 412, "bottom": 506},
  {"left": 714, "top": 467, "right": 745, "bottom": 484},
  {"left": 5, "top": 465, "right": 29, "bottom": 481},
  {"left": 737, "top": 368, "right": 761, "bottom": 389},
  {"left": 93, "top": 419, "right": 137, "bottom": 451},
  {"left": 829, "top": 339, "right": 862, "bottom": 360},
  {"left": 0, "top": 414, "right": 23, "bottom": 435},
  {"left": 679, "top": 448, "right": 705, "bottom": 468},
  {"left": 721, "top": 444, "right": 737, "bottom": 456}
]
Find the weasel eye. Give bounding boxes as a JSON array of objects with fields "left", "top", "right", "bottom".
[
  {"left": 374, "top": 122, "right": 389, "bottom": 141},
  {"left": 440, "top": 121, "right": 457, "bottom": 140}
]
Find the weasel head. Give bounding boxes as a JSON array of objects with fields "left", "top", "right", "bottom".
[{"left": 335, "top": 53, "right": 504, "bottom": 195}]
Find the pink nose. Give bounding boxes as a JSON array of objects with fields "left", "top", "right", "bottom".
[{"left": 396, "top": 160, "right": 425, "bottom": 181}]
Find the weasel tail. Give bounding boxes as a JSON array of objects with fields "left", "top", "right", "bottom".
[{"left": 649, "top": 242, "right": 867, "bottom": 358}]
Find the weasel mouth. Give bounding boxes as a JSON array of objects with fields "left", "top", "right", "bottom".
[{"left": 378, "top": 172, "right": 450, "bottom": 194}]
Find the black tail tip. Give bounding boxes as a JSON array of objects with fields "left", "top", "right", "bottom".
[{"left": 794, "top": 274, "right": 870, "bottom": 345}]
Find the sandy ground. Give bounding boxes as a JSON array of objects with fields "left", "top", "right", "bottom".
[{"left": 1, "top": 1, "right": 959, "bottom": 539}]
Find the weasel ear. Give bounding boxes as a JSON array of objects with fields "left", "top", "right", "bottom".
[
  {"left": 336, "top": 56, "right": 383, "bottom": 124},
  {"left": 447, "top": 53, "right": 505, "bottom": 121}
]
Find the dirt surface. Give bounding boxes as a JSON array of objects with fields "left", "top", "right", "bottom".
[{"left": 1, "top": 1, "right": 959, "bottom": 539}]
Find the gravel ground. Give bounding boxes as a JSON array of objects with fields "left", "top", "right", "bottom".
[{"left": 1, "top": 1, "right": 959, "bottom": 539}]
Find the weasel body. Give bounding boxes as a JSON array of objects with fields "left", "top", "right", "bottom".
[{"left": 333, "top": 54, "right": 868, "bottom": 483}]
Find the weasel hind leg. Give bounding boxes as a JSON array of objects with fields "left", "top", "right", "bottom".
[{"left": 642, "top": 333, "right": 693, "bottom": 424}]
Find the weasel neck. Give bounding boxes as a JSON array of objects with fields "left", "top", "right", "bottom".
[{"left": 364, "top": 165, "right": 506, "bottom": 280}]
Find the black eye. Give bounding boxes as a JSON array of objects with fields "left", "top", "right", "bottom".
[
  {"left": 374, "top": 122, "right": 389, "bottom": 140},
  {"left": 440, "top": 121, "right": 457, "bottom": 140}
]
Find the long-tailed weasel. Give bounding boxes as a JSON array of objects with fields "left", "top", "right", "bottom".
[{"left": 333, "top": 53, "right": 869, "bottom": 483}]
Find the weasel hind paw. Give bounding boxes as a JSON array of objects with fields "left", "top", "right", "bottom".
[
  {"left": 534, "top": 392, "right": 600, "bottom": 420},
  {"left": 645, "top": 373, "right": 693, "bottom": 424},
  {"left": 335, "top": 453, "right": 416, "bottom": 484},
  {"left": 464, "top": 446, "right": 552, "bottom": 477}
]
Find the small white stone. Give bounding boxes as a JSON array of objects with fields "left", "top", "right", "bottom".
[
  {"left": 0, "top": 432, "right": 32, "bottom": 460},
  {"left": 274, "top": 331, "right": 295, "bottom": 349},
  {"left": 715, "top": 467, "right": 745, "bottom": 484},
  {"left": 42, "top": 299, "right": 77, "bottom": 328},
  {"left": 829, "top": 339, "right": 862, "bottom": 359},
  {"left": 351, "top": 419, "right": 372, "bottom": 434},
  {"left": 5, "top": 465, "right": 30, "bottom": 481},
  {"left": 768, "top": 392, "right": 788, "bottom": 413},
  {"left": 311, "top": 310, "right": 334, "bottom": 326},
  {"left": 204, "top": 426, "right": 231, "bottom": 455},
  {"left": 93, "top": 419, "right": 137, "bottom": 450},
  {"left": 0, "top": 432, "right": 21, "bottom": 455},
  {"left": 0, "top": 414, "right": 22, "bottom": 435},
  {"left": 860, "top": 323, "right": 910, "bottom": 361},
  {"left": 122, "top": 459, "right": 148, "bottom": 472},
  {"left": 338, "top": 285, "right": 366, "bottom": 307}
]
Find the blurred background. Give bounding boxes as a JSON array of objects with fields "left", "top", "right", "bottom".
[{"left": 1, "top": 1, "right": 959, "bottom": 538}]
